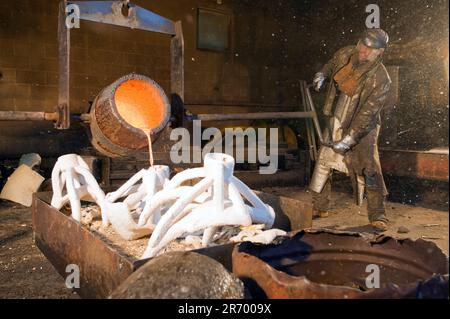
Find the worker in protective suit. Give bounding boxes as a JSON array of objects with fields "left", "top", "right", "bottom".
[{"left": 310, "top": 28, "right": 391, "bottom": 231}]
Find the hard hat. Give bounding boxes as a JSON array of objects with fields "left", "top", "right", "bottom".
[{"left": 360, "top": 28, "right": 389, "bottom": 49}]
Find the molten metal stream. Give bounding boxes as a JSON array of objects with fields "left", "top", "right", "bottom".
[
  {"left": 144, "top": 130, "right": 154, "bottom": 167},
  {"left": 114, "top": 79, "right": 167, "bottom": 166}
]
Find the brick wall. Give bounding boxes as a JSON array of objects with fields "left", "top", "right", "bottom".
[{"left": 0, "top": 0, "right": 171, "bottom": 113}]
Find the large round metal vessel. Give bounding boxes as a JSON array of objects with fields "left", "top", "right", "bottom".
[{"left": 89, "top": 74, "right": 171, "bottom": 157}]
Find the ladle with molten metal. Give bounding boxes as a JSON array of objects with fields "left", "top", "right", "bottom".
[
  {"left": 114, "top": 78, "right": 170, "bottom": 166},
  {"left": 89, "top": 74, "right": 171, "bottom": 159}
]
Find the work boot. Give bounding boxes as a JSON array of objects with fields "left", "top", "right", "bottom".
[
  {"left": 371, "top": 220, "right": 388, "bottom": 232},
  {"left": 313, "top": 208, "right": 330, "bottom": 219},
  {"left": 311, "top": 178, "right": 332, "bottom": 219},
  {"left": 366, "top": 186, "right": 388, "bottom": 231}
]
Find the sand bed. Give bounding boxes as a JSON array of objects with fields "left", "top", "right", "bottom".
[{"left": 62, "top": 203, "right": 250, "bottom": 261}]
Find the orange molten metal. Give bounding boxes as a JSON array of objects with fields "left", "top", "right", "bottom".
[
  {"left": 90, "top": 74, "right": 170, "bottom": 158},
  {"left": 115, "top": 79, "right": 167, "bottom": 130}
]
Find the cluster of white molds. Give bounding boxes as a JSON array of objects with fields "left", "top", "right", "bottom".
[
  {"left": 103, "top": 165, "right": 170, "bottom": 240},
  {"left": 51, "top": 153, "right": 278, "bottom": 259},
  {"left": 51, "top": 154, "right": 170, "bottom": 240},
  {"left": 51, "top": 154, "right": 107, "bottom": 225},
  {"left": 139, "top": 153, "right": 275, "bottom": 259}
]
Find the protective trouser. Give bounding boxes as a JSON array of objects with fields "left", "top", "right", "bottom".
[
  {"left": 312, "top": 177, "right": 332, "bottom": 212},
  {"left": 311, "top": 170, "right": 387, "bottom": 223},
  {"left": 364, "top": 170, "right": 387, "bottom": 223}
]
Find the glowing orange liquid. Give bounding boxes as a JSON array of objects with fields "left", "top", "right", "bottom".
[
  {"left": 115, "top": 79, "right": 166, "bottom": 167},
  {"left": 143, "top": 129, "right": 154, "bottom": 167},
  {"left": 115, "top": 79, "right": 166, "bottom": 130}
]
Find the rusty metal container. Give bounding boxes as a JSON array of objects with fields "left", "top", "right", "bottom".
[
  {"left": 32, "top": 191, "right": 312, "bottom": 298},
  {"left": 89, "top": 74, "right": 171, "bottom": 157},
  {"left": 232, "top": 229, "right": 449, "bottom": 299}
]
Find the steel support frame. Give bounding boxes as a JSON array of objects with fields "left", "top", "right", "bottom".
[{"left": 56, "top": 0, "right": 184, "bottom": 129}]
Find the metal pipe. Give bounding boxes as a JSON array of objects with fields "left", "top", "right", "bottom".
[
  {"left": 185, "top": 103, "right": 298, "bottom": 109},
  {"left": 79, "top": 113, "right": 91, "bottom": 122},
  {"left": 0, "top": 111, "right": 90, "bottom": 122},
  {"left": 57, "top": 0, "right": 70, "bottom": 129},
  {"left": 192, "top": 111, "right": 315, "bottom": 122},
  {"left": 0, "top": 111, "right": 59, "bottom": 121}
]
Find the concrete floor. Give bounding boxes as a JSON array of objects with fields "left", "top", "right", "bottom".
[
  {"left": 262, "top": 186, "right": 449, "bottom": 255},
  {"left": 0, "top": 201, "right": 78, "bottom": 299},
  {"left": 0, "top": 187, "right": 448, "bottom": 298}
]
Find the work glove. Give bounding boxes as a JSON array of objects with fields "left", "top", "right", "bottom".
[
  {"left": 313, "top": 72, "right": 326, "bottom": 92},
  {"left": 333, "top": 135, "right": 356, "bottom": 155}
]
